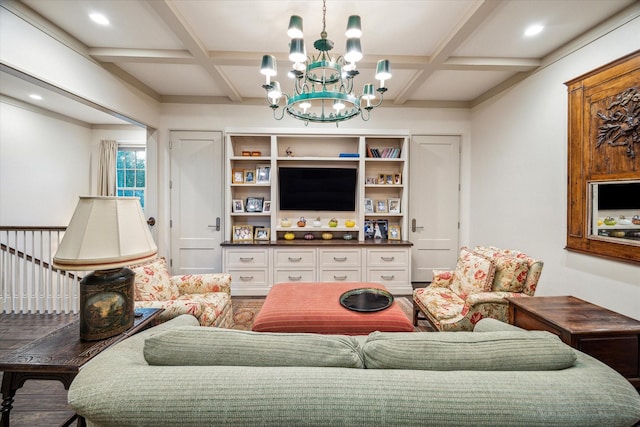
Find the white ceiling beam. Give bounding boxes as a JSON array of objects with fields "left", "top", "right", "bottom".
[
  {"left": 393, "top": 0, "right": 504, "bottom": 104},
  {"left": 145, "top": 0, "right": 242, "bottom": 102}
]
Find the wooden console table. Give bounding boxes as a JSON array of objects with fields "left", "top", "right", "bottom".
[
  {"left": 506, "top": 296, "right": 640, "bottom": 388},
  {"left": 0, "top": 307, "right": 163, "bottom": 427}
]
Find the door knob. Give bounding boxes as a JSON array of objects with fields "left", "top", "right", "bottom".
[{"left": 147, "top": 217, "right": 156, "bottom": 226}]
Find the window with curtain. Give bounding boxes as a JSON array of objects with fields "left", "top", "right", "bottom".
[{"left": 117, "top": 146, "right": 146, "bottom": 209}]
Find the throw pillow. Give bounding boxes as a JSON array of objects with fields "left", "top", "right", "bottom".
[
  {"left": 129, "top": 257, "right": 178, "bottom": 301},
  {"left": 474, "top": 246, "right": 530, "bottom": 292},
  {"left": 362, "top": 330, "right": 576, "bottom": 371},
  {"left": 144, "top": 326, "right": 365, "bottom": 368},
  {"left": 449, "top": 247, "right": 496, "bottom": 298}
]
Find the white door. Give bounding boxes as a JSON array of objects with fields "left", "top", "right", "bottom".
[
  {"left": 170, "top": 131, "right": 224, "bottom": 274},
  {"left": 409, "top": 135, "right": 460, "bottom": 282}
]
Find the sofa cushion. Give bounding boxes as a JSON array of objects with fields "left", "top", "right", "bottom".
[
  {"left": 143, "top": 326, "right": 364, "bottom": 368},
  {"left": 449, "top": 247, "right": 496, "bottom": 298},
  {"left": 474, "top": 246, "right": 530, "bottom": 292},
  {"left": 414, "top": 286, "right": 466, "bottom": 320},
  {"left": 129, "top": 257, "right": 179, "bottom": 301},
  {"left": 362, "top": 330, "right": 576, "bottom": 371}
]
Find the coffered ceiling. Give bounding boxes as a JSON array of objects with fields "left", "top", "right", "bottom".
[{"left": 2, "top": 0, "right": 639, "bottom": 125}]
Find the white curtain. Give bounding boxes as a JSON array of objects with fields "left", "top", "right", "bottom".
[{"left": 97, "top": 139, "right": 118, "bottom": 196}]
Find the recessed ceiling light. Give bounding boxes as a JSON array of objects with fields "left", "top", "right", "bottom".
[
  {"left": 89, "top": 13, "right": 110, "bottom": 26},
  {"left": 29, "top": 94, "right": 43, "bottom": 100},
  {"left": 524, "top": 24, "right": 544, "bottom": 37}
]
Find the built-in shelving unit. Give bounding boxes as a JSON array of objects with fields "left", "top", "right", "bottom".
[{"left": 223, "top": 129, "right": 412, "bottom": 296}]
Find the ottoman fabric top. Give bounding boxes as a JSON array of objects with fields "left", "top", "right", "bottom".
[{"left": 252, "top": 282, "right": 414, "bottom": 335}]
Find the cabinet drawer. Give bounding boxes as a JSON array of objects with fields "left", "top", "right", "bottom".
[
  {"left": 320, "top": 270, "right": 361, "bottom": 282},
  {"left": 319, "top": 249, "right": 361, "bottom": 267},
  {"left": 225, "top": 250, "right": 268, "bottom": 267},
  {"left": 366, "top": 249, "right": 408, "bottom": 267},
  {"left": 274, "top": 249, "right": 316, "bottom": 267},
  {"left": 227, "top": 269, "right": 269, "bottom": 285},
  {"left": 273, "top": 269, "right": 316, "bottom": 283},
  {"left": 367, "top": 269, "right": 408, "bottom": 285}
]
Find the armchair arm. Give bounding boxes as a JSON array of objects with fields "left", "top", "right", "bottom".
[
  {"left": 466, "top": 291, "right": 526, "bottom": 306},
  {"left": 430, "top": 270, "right": 454, "bottom": 288},
  {"left": 171, "top": 273, "right": 232, "bottom": 295}
]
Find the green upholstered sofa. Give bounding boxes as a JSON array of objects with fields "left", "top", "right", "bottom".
[{"left": 68, "top": 316, "right": 640, "bottom": 427}]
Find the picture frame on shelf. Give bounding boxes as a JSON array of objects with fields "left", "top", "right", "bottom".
[
  {"left": 232, "top": 199, "right": 244, "bottom": 213},
  {"left": 232, "top": 169, "right": 244, "bottom": 184},
  {"left": 365, "top": 219, "right": 388, "bottom": 239},
  {"left": 386, "top": 174, "right": 394, "bottom": 185},
  {"left": 244, "top": 169, "right": 256, "bottom": 184},
  {"left": 375, "top": 199, "right": 388, "bottom": 213},
  {"left": 366, "top": 177, "right": 376, "bottom": 185},
  {"left": 232, "top": 225, "right": 254, "bottom": 242},
  {"left": 378, "top": 174, "right": 386, "bottom": 184},
  {"left": 254, "top": 227, "right": 270, "bottom": 241},
  {"left": 256, "top": 165, "right": 271, "bottom": 183},
  {"left": 388, "top": 225, "right": 401, "bottom": 240},
  {"left": 263, "top": 200, "right": 271, "bottom": 213},
  {"left": 394, "top": 173, "right": 402, "bottom": 185},
  {"left": 364, "top": 198, "right": 374, "bottom": 213},
  {"left": 388, "top": 198, "right": 400, "bottom": 214},
  {"left": 245, "top": 197, "right": 264, "bottom": 212}
]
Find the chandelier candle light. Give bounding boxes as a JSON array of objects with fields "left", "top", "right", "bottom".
[{"left": 260, "top": 0, "right": 391, "bottom": 125}]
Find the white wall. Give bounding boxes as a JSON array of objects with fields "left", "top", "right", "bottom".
[
  {"left": 470, "top": 19, "right": 640, "bottom": 319},
  {"left": 0, "top": 102, "right": 91, "bottom": 225},
  {"left": 155, "top": 103, "right": 472, "bottom": 259}
]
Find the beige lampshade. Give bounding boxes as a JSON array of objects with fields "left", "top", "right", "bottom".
[{"left": 53, "top": 196, "right": 158, "bottom": 271}]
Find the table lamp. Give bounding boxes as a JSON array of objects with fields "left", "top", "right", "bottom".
[{"left": 53, "top": 196, "right": 158, "bottom": 341}]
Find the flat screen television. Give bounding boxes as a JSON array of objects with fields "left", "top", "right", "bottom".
[
  {"left": 597, "top": 182, "right": 640, "bottom": 210},
  {"left": 278, "top": 167, "right": 357, "bottom": 211}
]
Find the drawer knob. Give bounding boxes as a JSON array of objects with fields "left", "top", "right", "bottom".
[
  {"left": 334, "top": 275, "right": 347, "bottom": 280},
  {"left": 333, "top": 257, "right": 347, "bottom": 262},
  {"left": 381, "top": 256, "right": 395, "bottom": 262},
  {"left": 239, "top": 257, "right": 254, "bottom": 262},
  {"left": 239, "top": 275, "right": 254, "bottom": 281},
  {"left": 288, "top": 257, "right": 302, "bottom": 262},
  {"left": 381, "top": 275, "right": 395, "bottom": 280},
  {"left": 288, "top": 275, "right": 302, "bottom": 281}
]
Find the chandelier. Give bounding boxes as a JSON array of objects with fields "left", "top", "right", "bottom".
[{"left": 259, "top": 0, "right": 391, "bottom": 125}]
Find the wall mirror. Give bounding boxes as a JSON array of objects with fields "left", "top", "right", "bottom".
[{"left": 588, "top": 180, "right": 640, "bottom": 247}]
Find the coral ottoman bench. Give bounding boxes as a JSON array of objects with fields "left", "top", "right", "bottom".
[{"left": 252, "top": 282, "right": 414, "bottom": 335}]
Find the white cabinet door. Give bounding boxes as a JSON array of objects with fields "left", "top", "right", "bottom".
[
  {"left": 170, "top": 131, "right": 224, "bottom": 274},
  {"left": 409, "top": 135, "right": 460, "bottom": 282}
]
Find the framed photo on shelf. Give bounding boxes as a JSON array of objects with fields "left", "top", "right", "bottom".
[
  {"left": 244, "top": 169, "right": 256, "bottom": 184},
  {"left": 394, "top": 173, "right": 402, "bottom": 185},
  {"left": 263, "top": 200, "right": 271, "bottom": 213},
  {"left": 388, "top": 198, "right": 400, "bottom": 214},
  {"left": 386, "top": 174, "right": 394, "bottom": 185},
  {"left": 254, "top": 227, "right": 270, "bottom": 241},
  {"left": 378, "top": 174, "right": 386, "bottom": 184},
  {"left": 364, "top": 219, "right": 388, "bottom": 239},
  {"left": 232, "top": 169, "right": 244, "bottom": 184},
  {"left": 232, "top": 225, "right": 254, "bottom": 242},
  {"left": 256, "top": 165, "right": 271, "bottom": 183},
  {"left": 375, "top": 199, "right": 388, "bottom": 213},
  {"left": 245, "top": 197, "right": 264, "bottom": 212},
  {"left": 366, "top": 177, "right": 376, "bottom": 185},
  {"left": 388, "top": 225, "right": 401, "bottom": 240},
  {"left": 232, "top": 199, "right": 244, "bottom": 213},
  {"left": 364, "top": 198, "right": 374, "bottom": 213}
]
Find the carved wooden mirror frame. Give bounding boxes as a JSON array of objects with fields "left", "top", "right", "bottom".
[{"left": 565, "top": 50, "right": 640, "bottom": 264}]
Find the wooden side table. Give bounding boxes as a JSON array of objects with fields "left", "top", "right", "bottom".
[
  {"left": 506, "top": 296, "right": 640, "bottom": 388},
  {"left": 0, "top": 307, "right": 163, "bottom": 427}
]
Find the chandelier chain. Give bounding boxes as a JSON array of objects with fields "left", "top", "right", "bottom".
[{"left": 321, "top": 0, "right": 327, "bottom": 39}]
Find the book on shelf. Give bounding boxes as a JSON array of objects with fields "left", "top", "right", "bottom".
[{"left": 365, "top": 145, "right": 401, "bottom": 158}]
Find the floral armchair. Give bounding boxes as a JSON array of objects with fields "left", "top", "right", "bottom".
[
  {"left": 413, "top": 246, "right": 543, "bottom": 331},
  {"left": 129, "top": 257, "right": 233, "bottom": 328}
]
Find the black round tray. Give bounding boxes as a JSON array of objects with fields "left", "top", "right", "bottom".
[{"left": 339, "top": 288, "right": 394, "bottom": 312}]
